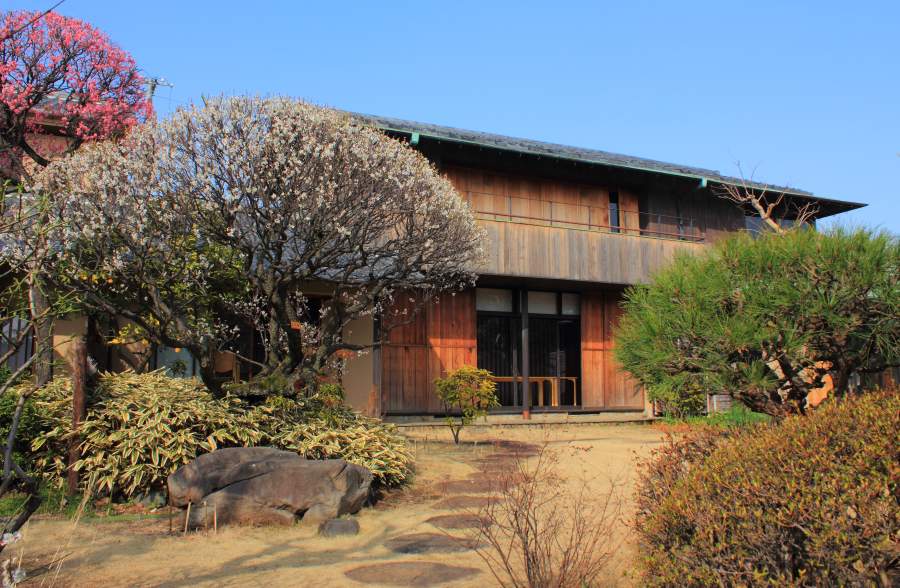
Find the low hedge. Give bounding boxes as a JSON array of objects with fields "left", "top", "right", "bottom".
[
  {"left": 20, "top": 371, "right": 412, "bottom": 498},
  {"left": 636, "top": 390, "right": 899, "bottom": 587}
]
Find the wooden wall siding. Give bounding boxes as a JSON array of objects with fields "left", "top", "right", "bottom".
[
  {"left": 445, "top": 166, "right": 694, "bottom": 238},
  {"left": 445, "top": 165, "right": 751, "bottom": 245},
  {"left": 698, "top": 196, "right": 746, "bottom": 242},
  {"left": 381, "top": 291, "right": 476, "bottom": 414},
  {"left": 382, "top": 288, "right": 642, "bottom": 413},
  {"left": 581, "top": 290, "right": 643, "bottom": 409},
  {"left": 446, "top": 166, "right": 623, "bottom": 232}
]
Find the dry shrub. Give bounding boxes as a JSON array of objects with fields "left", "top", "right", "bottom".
[
  {"left": 635, "top": 390, "right": 900, "bottom": 587},
  {"left": 470, "top": 445, "right": 622, "bottom": 588},
  {"left": 634, "top": 424, "right": 733, "bottom": 522}
]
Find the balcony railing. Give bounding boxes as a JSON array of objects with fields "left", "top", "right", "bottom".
[{"left": 463, "top": 191, "right": 705, "bottom": 243}]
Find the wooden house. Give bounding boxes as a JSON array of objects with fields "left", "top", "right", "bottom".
[
  {"left": 335, "top": 115, "right": 864, "bottom": 417},
  {"left": 11, "top": 112, "right": 864, "bottom": 418}
]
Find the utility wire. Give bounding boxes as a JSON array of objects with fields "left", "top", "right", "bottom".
[{"left": 0, "top": 0, "right": 68, "bottom": 43}]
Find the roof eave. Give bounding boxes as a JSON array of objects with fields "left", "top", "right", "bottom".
[{"left": 359, "top": 116, "right": 866, "bottom": 218}]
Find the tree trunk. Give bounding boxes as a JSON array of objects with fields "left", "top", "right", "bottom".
[
  {"left": 30, "top": 281, "right": 53, "bottom": 387},
  {"left": 198, "top": 356, "right": 224, "bottom": 397}
]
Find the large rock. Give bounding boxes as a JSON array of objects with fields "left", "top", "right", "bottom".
[{"left": 167, "top": 447, "right": 373, "bottom": 528}]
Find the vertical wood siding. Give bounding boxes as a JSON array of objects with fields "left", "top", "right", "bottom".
[
  {"left": 381, "top": 290, "right": 476, "bottom": 414},
  {"left": 581, "top": 290, "right": 644, "bottom": 409}
]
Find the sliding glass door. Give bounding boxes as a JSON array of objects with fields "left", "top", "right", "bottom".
[
  {"left": 476, "top": 314, "right": 521, "bottom": 407},
  {"left": 475, "top": 288, "right": 581, "bottom": 410},
  {"left": 528, "top": 317, "right": 581, "bottom": 406}
]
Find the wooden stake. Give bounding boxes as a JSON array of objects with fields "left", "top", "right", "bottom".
[
  {"left": 213, "top": 504, "right": 217, "bottom": 534},
  {"left": 66, "top": 338, "right": 88, "bottom": 495},
  {"left": 184, "top": 501, "right": 191, "bottom": 534}
]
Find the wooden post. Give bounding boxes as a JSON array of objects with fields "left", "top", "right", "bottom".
[
  {"left": 231, "top": 352, "right": 240, "bottom": 383},
  {"left": 66, "top": 337, "right": 88, "bottom": 495},
  {"left": 521, "top": 289, "right": 530, "bottom": 419}
]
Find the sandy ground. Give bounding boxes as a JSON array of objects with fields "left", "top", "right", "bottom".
[{"left": 15, "top": 423, "right": 663, "bottom": 588}]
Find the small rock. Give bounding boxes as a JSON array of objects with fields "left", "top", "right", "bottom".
[
  {"left": 318, "top": 518, "right": 360, "bottom": 537},
  {"left": 137, "top": 490, "right": 167, "bottom": 509}
]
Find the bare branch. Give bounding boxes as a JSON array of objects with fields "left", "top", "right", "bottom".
[{"left": 714, "top": 167, "right": 818, "bottom": 234}]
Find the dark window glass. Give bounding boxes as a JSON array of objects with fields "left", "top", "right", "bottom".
[
  {"left": 477, "top": 315, "right": 521, "bottom": 407},
  {"left": 609, "top": 190, "right": 620, "bottom": 233},
  {"left": 476, "top": 290, "right": 584, "bottom": 408}
]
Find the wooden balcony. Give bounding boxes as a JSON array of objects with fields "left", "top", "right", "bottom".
[{"left": 468, "top": 193, "right": 707, "bottom": 285}]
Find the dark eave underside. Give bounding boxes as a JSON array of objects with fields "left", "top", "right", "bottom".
[{"left": 351, "top": 112, "right": 865, "bottom": 219}]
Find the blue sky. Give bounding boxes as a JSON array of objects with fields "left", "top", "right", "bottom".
[{"left": 9, "top": 0, "right": 899, "bottom": 232}]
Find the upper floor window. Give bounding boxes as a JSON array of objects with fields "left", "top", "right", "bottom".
[{"left": 609, "top": 190, "right": 620, "bottom": 233}]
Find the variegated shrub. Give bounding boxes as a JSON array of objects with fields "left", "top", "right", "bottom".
[{"left": 28, "top": 371, "right": 412, "bottom": 498}]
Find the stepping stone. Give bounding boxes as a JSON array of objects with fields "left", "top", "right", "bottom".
[
  {"left": 384, "top": 532, "right": 478, "bottom": 554},
  {"left": 318, "top": 518, "right": 359, "bottom": 537},
  {"left": 475, "top": 452, "right": 517, "bottom": 462},
  {"left": 489, "top": 440, "right": 540, "bottom": 455},
  {"left": 471, "top": 456, "right": 517, "bottom": 471},
  {"left": 468, "top": 471, "right": 522, "bottom": 487},
  {"left": 426, "top": 513, "right": 487, "bottom": 530},
  {"left": 432, "top": 478, "right": 497, "bottom": 494},
  {"left": 432, "top": 495, "right": 493, "bottom": 510},
  {"left": 345, "top": 562, "right": 480, "bottom": 586}
]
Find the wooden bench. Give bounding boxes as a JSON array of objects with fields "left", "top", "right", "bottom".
[{"left": 490, "top": 376, "right": 579, "bottom": 407}]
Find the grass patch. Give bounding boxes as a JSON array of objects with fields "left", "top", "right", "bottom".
[
  {"left": 0, "top": 485, "right": 93, "bottom": 519},
  {"left": 0, "top": 487, "right": 172, "bottom": 523},
  {"left": 660, "top": 404, "right": 771, "bottom": 428}
]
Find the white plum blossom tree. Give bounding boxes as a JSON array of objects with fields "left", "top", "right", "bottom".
[
  {"left": 0, "top": 185, "right": 76, "bottom": 544},
  {"left": 35, "top": 96, "right": 484, "bottom": 394}
]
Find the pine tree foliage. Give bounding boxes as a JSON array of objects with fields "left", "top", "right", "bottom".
[{"left": 615, "top": 228, "right": 899, "bottom": 416}]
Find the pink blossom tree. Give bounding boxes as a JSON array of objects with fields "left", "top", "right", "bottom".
[
  {"left": 0, "top": 10, "right": 151, "bottom": 179},
  {"left": 0, "top": 13, "right": 149, "bottom": 551}
]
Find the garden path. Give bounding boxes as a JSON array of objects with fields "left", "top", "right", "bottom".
[{"left": 17, "top": 424, "right": 662, "bottom": 587}]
